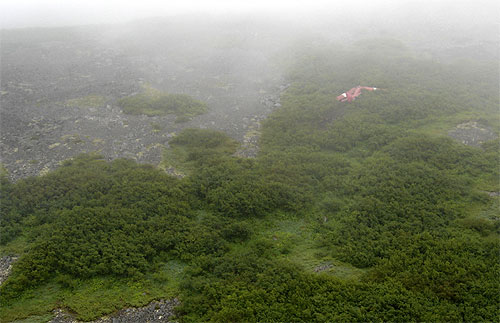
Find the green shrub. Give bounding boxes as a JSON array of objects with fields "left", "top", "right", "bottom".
[{"left": 118, "top": 90, "right": 207, "bottom": 122}]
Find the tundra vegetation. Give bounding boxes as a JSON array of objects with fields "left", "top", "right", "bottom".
[
  {"left": 118, "top": 86, "right": 207, "bottom": 122},
  {"left": 1, "top": 40, "right": 499, "bottom": 322}
]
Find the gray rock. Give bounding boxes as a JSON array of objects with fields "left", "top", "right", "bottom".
[
  {"left": 49, "top": 298, "right": 180, "bottom": 323},
  {"left": 0, "top": 255, "right": 19, "bottom": 286},
  {"left": 314, "top": 262, "right": 333, "bottom": 273},
  {"left": 448, "top": 121, "right": 497, "bottom": 147}
]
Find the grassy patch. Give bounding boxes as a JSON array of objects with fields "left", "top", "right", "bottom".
[
  {"left": 411, "top": 109, "right": 500, "bottom": 138},
  {"left": 1, "top": 263, "right": 186, "bottom": 322},
  {"left": 0, "top": 282, "right": 61, "bottom": 322},
  {"left": 11, "top": 313, "right": 53, "bottom": 323},
  {"left": 250, "top": 214, "right": 366, "bottom": 280},
  {"left": 118, "top": 86, "right": 207, "bottom": 122},
  {"left": 169, "top": 128, "right": 239, "bottom": 155},
  {"left": 161, "top": 128, "right": 240, "bottom": 176},
  {"left": 63, "top": 263, "right": 185, "bottom": 321},
  {"left": 160, "top": 145, "right": 191, "bottom": 176},
  {"left": 0, "top": 235, "right": 28, "bottom": 257}
]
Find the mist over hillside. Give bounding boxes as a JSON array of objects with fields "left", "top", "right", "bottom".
[
  {"left": 0, "top": 2, "right": 499, "bottom": 322},
  {"left": 1, "top": 6, "right": 498, "bottom": 180}
]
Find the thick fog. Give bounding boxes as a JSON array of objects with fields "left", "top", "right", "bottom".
[
  {"left": 1, "top": 0, "right": 498, "bottom": 59},
  {"left": 0, "top": 0, "right": 498, "bottom": 180},
  {"left": 2, "top": 0, "right": 498, "bottom": 59},
  {"left": 1, "top": 0, "right": 498, "bottom": 31}
]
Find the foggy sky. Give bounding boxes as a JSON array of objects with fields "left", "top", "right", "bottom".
[{"left": 1, "top": 0, "right": 498, "bottom": 29}]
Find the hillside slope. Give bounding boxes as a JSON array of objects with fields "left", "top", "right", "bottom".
[{"left": 1, "top": 41, "right": 499, "bottom": 322}]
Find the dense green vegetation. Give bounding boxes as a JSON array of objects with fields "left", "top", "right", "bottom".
[
  {"left": 118, "top": 86, "right": 207, "bottom": 122},
  {"left": 1, "top": 41, "right": 499, "bottom": 322}
]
